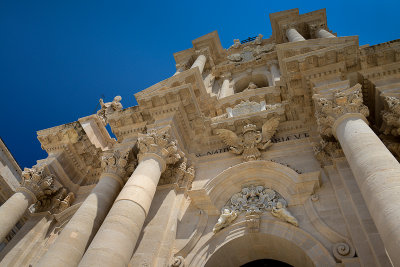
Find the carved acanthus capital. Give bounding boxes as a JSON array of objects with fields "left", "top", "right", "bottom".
[
  {"left": 18, "top": 166, "right": 58, "bottom": 203},
  {"left": 312, "top": 139, "right": 344, "bottom": 167},
  {"left": 33, "top": 187, "right": 75, "bottom": 214},
  {"left": 159, "top": 159, "right": 195, "bottom": 189},
  {"left": 101, "top": 148, "right": 137, "bottom": 180},
  {"left": 313, "top": 84, "right": 369, "bottom": 137},
  {"left": 380, "top": 96, "right": 400, "bottom": 136},
  {"left": 137, "top": 128, "right": 184, "bottom": 170},
  {"left": 213, "top": 185, "right": 297, "bottom": 233},
  {"left": 97, "top": 95, "right": 123, "bottom": 125},
  {"left": 215, "top": 117, "right": 279, "bottom": 161}
]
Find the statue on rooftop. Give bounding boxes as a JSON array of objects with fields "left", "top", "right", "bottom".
[{"left": 97, "top": 95, "right": 123, "bottom": 124}]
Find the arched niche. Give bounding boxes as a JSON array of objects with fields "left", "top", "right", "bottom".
[
  {"left": 187, "top": 219, "right": 336, "bottom": 267},
  {"left": 191, "top": 161, "right": 320, "bottom": 214},
  {"left": 233, "top": 72, "right": 270, "bottom": 93}
]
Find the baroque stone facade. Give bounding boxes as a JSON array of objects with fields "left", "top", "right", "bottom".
[{"left": 1, "top": 8, "right": 400, "bottom": 267}]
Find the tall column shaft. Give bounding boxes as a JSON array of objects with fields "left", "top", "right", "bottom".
[
  {"left": 78, "top": 156, "right": 164, "bottom": 267},
  {"left": 316, "top": 28, "right": 335, "bottom": 38},
  {"left": 0, "top": 191, "right": 34, "bottom": 242},
  {"left": 190, "top": 54, "right": 207, "bottom": 74},
  {"left": 219, "top": 77, "right": 233, "bottom": 98},
  {"left": 269, "top": 63, "right": 281, "bottom": 85},
  {"left": 36, "top": 174, "right": 122, "bottom": 267},
  {"left": 286, "top": 28, "right": 305, "bottom": 42},
  {"left": 333, "top": 114, "right": 400, "bottom": 266}
]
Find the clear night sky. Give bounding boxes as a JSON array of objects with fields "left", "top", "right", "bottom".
[{"left": 0, "top": 0, "right": 398, "bottom": 169}]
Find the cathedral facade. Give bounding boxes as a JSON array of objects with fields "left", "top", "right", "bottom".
[{"left": 0, "top": 8, "right": 399, "bottom": 267}]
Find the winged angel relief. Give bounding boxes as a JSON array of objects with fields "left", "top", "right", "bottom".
[{"left": 215, "top": 117, "right": 280, "bottom": 161}]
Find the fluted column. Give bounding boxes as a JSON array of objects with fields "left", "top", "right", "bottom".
[
  {"left": 316, "top": 28, "right": 335, "bottom": 38},
  {"left": 0, "top": 166, "right": 56, "bottom": 242},
  {"left": 78, "top": 128, "right": 183, "bottom": 267},
  {"left": 268, "top": 60, "right": 281, "bottom": 86},
  {"left": 36, "top": 149, "right": 135, "bottom": 267},
  {"left": 190, "top": 54, "right": 207, "bottom": 74},
  {"left": 314, "top": 84, "right": 400, "bottom": 266},
  {"left": 218, "top": 73, "right": 233, "bottom": 98},
  {"left": 286, "top": 28, "right": 305, "bottom": 42}
]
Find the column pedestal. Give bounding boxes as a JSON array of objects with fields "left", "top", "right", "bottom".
[
  {"left": 78, "top": 156, "right": 164, "bottom": 267},
  {"left": 286, "top": 28, "right": 305, "bottom": 42},
  {"left": 0, "top": 191, "right": 35, "bottom": 242},
  {"left": 333, "top": 113, "right": 400, "bottom": 266},
  {"left": 36, "top": 174, "right": 123, "bottom": 267}
]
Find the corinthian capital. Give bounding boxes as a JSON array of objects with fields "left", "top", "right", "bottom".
[
  {"left": 380, "top": 96, "right": 400, "bottom": 136},
  {"left": 137, "top": 127, "right": 184, "bottom": 167},
  {"left": 101, "top": 148, "right": 137, "bottom": 179},
  {"left": 313, "top": 84, "right": 369, "bottom": 137},
  {"left": 18, "top": 166, "right": 58, "bottom": 202}
]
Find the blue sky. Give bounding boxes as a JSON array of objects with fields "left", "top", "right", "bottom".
[{"left": 0, "top": 0, "right": 398, "bottom": 169}]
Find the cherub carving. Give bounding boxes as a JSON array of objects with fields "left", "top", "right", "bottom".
[
  {"left": 213, "top": 208, "right": 238, "bottom": 233},
  {"left": 97, "top": 96, "right": 123, "bottom": 124},
  {"left": 271, "top": 201, "right": 298, "bottom": 226},
  {"left": 215, "top": 117, "right": 280, "bottom": 161}
]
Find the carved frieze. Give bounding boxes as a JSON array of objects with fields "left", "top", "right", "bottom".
[
  {"left": 213, "top": 185, "right": 298, "bottom": 233},
  {"left": 215, "top": 117, "right": 279, "bottom": 161},
  {"left": 313, "top": 84, "right": 369, "bottom": 137}
]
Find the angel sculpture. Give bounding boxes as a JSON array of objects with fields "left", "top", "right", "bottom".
[
  {"left": 213, "top": 208, "right": 238, "bottom": 233},
  {"left": 215, "top": 117, "right": 279, "bottom": 161},
  {"left": 97, "top": 96, "right": 123, "bottom": 124},
  {"left": 271, "top": 201, "right": 298, "bottom": 227}
]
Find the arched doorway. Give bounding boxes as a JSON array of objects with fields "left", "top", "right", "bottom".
[
  {"left": 203, "top": 233, "right": 315, "bottom": 267},
  {"left": 241, "top": 259, "right": 293, "bottom": 267}
]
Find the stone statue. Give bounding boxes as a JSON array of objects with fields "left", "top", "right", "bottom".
[
  {"left": 97, "top": 96, "right": 123, "bottom": 124},
  {"left": 227, "top": 53, "right": 242, "bottom": 62},
  {"left": 271, "top": 201, "right": 298, "bottom": 226},
  {"left": 254, "top": 34, "right": 263, "bottom": 45},
  {"left": 213, "top": 208, "right": 238, "bottom": 233},
  {"left": 244, "top": 81, "right": 258, "bottom": 91},
  {"left": 215, "top": 117, "right": 280, "bottom": 161},
  {"left": 231, "top": 39, "right": 241, "bottom": 49}
]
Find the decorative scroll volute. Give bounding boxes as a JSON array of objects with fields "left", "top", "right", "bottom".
[
  {"left": 137, "top": 127, "right": 184, "bottom": 166},
  {"left": 313, "top": 84, "right": 369, "bottom": 138}
]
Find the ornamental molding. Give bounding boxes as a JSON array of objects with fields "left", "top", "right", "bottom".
[
  {"left": 18, "top": 166, "right": 58, "bottom": 202},
  {"left": 215, "top": 117, "right": 279, "bottom": 161},
  {"left": 159, "top": 160, "right": 195, "bottom": 190},
  {"left": 313, "top": 83, "right": 369, "bottom": 138},
  {"left": 213, "top": 185, "right": 298, "bottom": 233}
]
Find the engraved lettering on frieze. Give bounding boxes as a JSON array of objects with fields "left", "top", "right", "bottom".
[
  {"left": 215, "top": 117, "right": 280, "bottom": 161},
  {"left": 213, "top": 185, "right": 298, "bottom": 233}
]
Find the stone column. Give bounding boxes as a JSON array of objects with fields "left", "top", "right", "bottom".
[
  {"left": 316, "top": 28, "right": 335, "bottom": 38},
  {"left": 78, "top": 128, "right": 183, "bottom": 267},
  {"left": 218, "top": 73, "right": 233, "bottom": 99},
  {"left": 0, "top": 166, "right": 56, "bottom": 242},
  {"left": 190, "top": 54, "right": 207, "bottom": 74},
  {"left": 286, "top": 28, "right": 305, "bottom": 42},
  {"left": 268, "top": 60, "right": 281, "bottom": 86},
  {"left": 313, "top": 85, "right": 400, "bottom": 266},
  {"left": 36, "top": 149, "right": 135, "bottom": 267}
]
